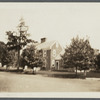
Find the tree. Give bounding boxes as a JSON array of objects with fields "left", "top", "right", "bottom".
[
  {"left": 6, "top": 18, "right": 33, "bottom": 70},
  {"left": 0, "top": 41, "right": 6, "bottom": 61},
  {"left": 7, "top": 50, "right": 18, "bottom": 67},
  {"left": 0, "top": 41, "right": 8, "bottom": 66},
  {"left": 95, "top": 53, "right": 100, "bottom": 69},
  {"left": 0, "top": 41, "right": 17, "bottom": 68},
  {"left": 62, "top": 36, "right": 95, "bottom": 76},
  {"left": 20, "top": 45, "right": 44, "bottom": 69}
]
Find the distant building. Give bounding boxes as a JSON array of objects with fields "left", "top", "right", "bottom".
[{"left": 35, "top": 38, "right": 64, "bottom": 70}]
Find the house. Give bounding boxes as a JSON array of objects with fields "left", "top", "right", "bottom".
[
  {"left": 54, "top": 49, "right": 65, "bottom": 70},
  {"left": 35, "top": 38, "right": 64, "bottom": 70}
]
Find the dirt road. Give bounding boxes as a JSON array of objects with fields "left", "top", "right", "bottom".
[{"left": 0, "top": 72, "right": 100, "bottom": 92}]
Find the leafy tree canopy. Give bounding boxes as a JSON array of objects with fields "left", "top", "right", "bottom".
[
  {"left": 62, "top": 36, "right": 96, "bottom": 72},
  {"left": 20, "top": 45, "right": 44, "bottom": 69},
  {"left": 0, "top": 41, "right": 16, "bottom": 67},
  {"left": 95, "top": 53, "right": 100, "bottom": 69},
  {"left": 6, "top": 18, "right": 33, "bottom": 51},
  {"left": 6, "top": 18, "right": 35, "bottom": 69},
  {"left": 0, "top": 41, "right": 7, "bottom": 66}
]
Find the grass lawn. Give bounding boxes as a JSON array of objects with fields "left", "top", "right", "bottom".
[
  {"left": 87, "top": 71, "right": 100, "bottom": 78},
  {"left": 1, "top": 66, "right": 100, "bottom": 79}
]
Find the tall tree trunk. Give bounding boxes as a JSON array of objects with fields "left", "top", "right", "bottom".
[
  {"left": 76, "top": 66, "right": 78, "bottom": 77},
  {"left": 17, "top": 49, "right": 20, "bottom": 71},
  {"left": 6, "top": 65, "right": 7, "bottom": 71},
  {"left": 84, "top": 70, "right": 86, "bottom": 77},
  {"left": 17, "top": 31, "right": 21, "bottom": 71},
  {"left": 23, "top": 66, "right": 24, "bottom": 70}
]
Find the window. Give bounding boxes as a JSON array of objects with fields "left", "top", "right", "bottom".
[
  {"left": 52, "top": 60, "right": 55, "bottom": 66},
  {"left": 53, "top": 49, "right": 56, "bottom": 57},
  {"left": 52, "top": 60, "right": 55, "bottom": 64},
  {"left": 43, "top": 50, "right": 46, "bottom": 57}
]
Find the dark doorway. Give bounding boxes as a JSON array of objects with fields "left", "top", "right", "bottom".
[{"left": 55, "top": 61, "right": 59, "bottom": 70}]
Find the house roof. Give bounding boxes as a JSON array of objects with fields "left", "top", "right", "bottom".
[
  {"left": 55, "top": 49, "right": 65, "bottom": 60},
  {"left": 36, "top": 40, "right": 56, "bottom": 50}
]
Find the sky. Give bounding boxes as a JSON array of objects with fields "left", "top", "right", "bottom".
[{"left": 0, "top": 3, "right": 100, "bottom": 50}]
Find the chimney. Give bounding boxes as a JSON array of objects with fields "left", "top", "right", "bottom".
[{"left": 41, "top": 37, "right": 47, "bottom": 43}]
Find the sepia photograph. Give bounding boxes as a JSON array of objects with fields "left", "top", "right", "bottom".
[{"left": 0, "top": 2, "right": 100, "bottom": 96}]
